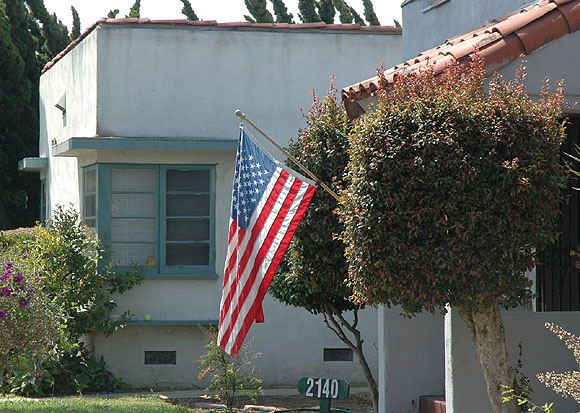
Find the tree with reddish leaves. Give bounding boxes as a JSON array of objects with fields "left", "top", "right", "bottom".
[
  {"left": 339, "top": 58, "right": 567, "bottom": 413},
  {"left": 270, "top": 82, "right": 378, "bottom": 412}
]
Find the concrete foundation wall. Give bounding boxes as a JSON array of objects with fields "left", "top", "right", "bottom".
[
  {"left": 93, "top": 325, "right": 209, "bottom": 389},
  {"left": 96, "top": 296, "right": 378, "bottom": 389},
  {"left": 446, "top": 309, "right": 580, "bottom": 413}
]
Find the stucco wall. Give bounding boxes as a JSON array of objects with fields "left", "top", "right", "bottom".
[
  {"left": 446, "top": 309, "right": 580, "bottom": 413},
  {"left": 39, "top": 23, "right": 393, "bottom": 388},
  {"left": 95, "top": 25, "right": 401, "bottom": 153},
  {"left": 39, "top": 29, "right": 99, "bottom": 214},
  {"left": 401, "top": 0, "right": 533, "bottom": 60},
  {"left": 378, "top": 306, "right": 445, "bottom": 413}
]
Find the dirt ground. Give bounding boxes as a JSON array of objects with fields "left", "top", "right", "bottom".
[{"left": 173, "top": 393, "right": 374, "bottom": 412}]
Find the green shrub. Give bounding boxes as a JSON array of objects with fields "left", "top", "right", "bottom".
[
  {"left": 198, "top": 326, "right": 262, "bottom": 411},
  {"left": 33, "top": 206, "right": 142, "bottom": 339},
  {"left": 0, "top": 207, "right": 142, "bottom": 395},
  {"left": 0, "top": 259, "right": 66, "bottom": 394},
  {"left": 339, "top": 56, "right": 567, "bottom": 412}
]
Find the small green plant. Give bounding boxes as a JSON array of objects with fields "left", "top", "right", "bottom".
[
  {"left": 502, "top": 387, "right": 554, "bottom": 412},
  {"left": 514, "top": 342, "right": 533, "bottom": 403},
  {"left": 198, "top": 326, "right": 263, "bottom": 411}
]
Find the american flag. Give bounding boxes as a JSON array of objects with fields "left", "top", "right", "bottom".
[{"left": 217, "top": 128, "right": 316, "bottom": 357}]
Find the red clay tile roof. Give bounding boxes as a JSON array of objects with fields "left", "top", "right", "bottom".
[
  {"left": 341, "top": 0, "right": 580, "bottom": 118},
  {"left": 41, "top": 19, "right": 401, "bottom": 74}
]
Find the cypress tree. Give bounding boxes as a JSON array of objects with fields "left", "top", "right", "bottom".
[
  {"left": 332, "top": 0, "right": 352, "bottom": 23},
  {"left": 128, "top": 0, "right": 140, "bottom": 18},
  {"left": 349, "top": 6, "right": 365, "bottom": 25},
  {"left": 180, "top": 0, "right": 199, "bottom": 21},
  {"left": 298, "top": 0, "right": 320, "bottom": 23},
  {"left": 270, "top": 0, "right": 293, "bottom": 23},
  {"left": 317, "top": 0, "right": 335, "bottom": 24},
  {"left": 0, "top": 0, "right": 42, "bottom": 228},
  {"left": 244, "top": 0, "right": 274, "bottom": 23},
  {"left": 26, "top": 0, "right": 70, "bottom": 61},
  {"left": 71, "top": 6, "right": 80, "bottom": 39},
  {"left": 362, "top": 0, "right": 380, "bottom": 25},
  {"left": 107, "top": 9, "right": 119, "bottom": 19}
]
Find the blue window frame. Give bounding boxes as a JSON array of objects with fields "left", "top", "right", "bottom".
[{"left": 82, "top": 164, "right": 216, "bottom": 278}]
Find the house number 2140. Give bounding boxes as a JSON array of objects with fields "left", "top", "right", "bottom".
[
  {"left": 298, "top": 377, "right": 349, "bottom": 400},
  {"left": 305, "top": 378, "right": 339, "bottom": 399}
]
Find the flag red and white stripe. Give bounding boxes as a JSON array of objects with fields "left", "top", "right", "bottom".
[{"left": 217, "top": 128, "right": 316, "bottom": 357}]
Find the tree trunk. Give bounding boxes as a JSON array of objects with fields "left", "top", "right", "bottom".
[
  {"left": 322, "top": 307, "right": 379, "bottom": 413},
  {"left": 457, "top": 300, "right": 519, "bottom": 413},
  {"left": 351, "top": 342, "right": 379, "bottom": 413}
]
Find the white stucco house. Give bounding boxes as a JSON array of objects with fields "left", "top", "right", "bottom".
[
  {"left": 342, "top": 0, "right": 580, "bottom": 412},
  {"left": 18, "top": 18, "right": 402, "bottom": 389}
]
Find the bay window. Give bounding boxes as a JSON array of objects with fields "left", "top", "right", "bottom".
[{"left": 82, "top": 164, "right": 216, "bottom": 277}]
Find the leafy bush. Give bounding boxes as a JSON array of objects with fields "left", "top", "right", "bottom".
[
  {"left": 0, "top": 260, "right": 66, "bottom": 394},
  {"left": 270, "top": 80, "right": 354, "bottom": 314},
  {"left": 339, "top": 56, "right": 567, "bottom": 412},
  {"left": 48, "top": 343, "right": 122, "bottom": 395},
  {"left": 198, "top": 326, "right": 262, "bottom": 411},
  {"left": 269, "top": 80, "right": 378, "bottom": 412},
  {"left": 0, "top": 207, "right": 142, "bottom": 395},
  {"left": 33, "top": 206, "right": 142, "bottom": 340},
  {"left": 341, "top": 58, "right": 567, "bottom": 313}
]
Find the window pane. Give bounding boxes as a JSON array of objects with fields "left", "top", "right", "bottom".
[
  {"left": 84, "top": 170, "right": 96, "bottom": 193},
  {"left": 166, "top": 194, "right": 209, "bottom": 217},
  {"left": 112, "top": 218, "right": 156, "bottom": 242},
  {"left": 83, "top": 169, "right": 96, "bottom": 223},
  {"left": 166, "top": 170, "right": 209, "bottom": 192},
  {"left": 84, "top": 194, "right": 96, "bottom": 217},
  {"left": 112, "top": 194, "right": 156, "bottom": 217},
  {"left": 166, "top": 218, "right": 209, "bottom": 241},
  {"left": 166, "top": 243, "right": 209, "bottom": 266},
  {"left": 112, "top": 242, "right": 156, "bottom": 266},
  {"left": 113, "top": 169, "right": 156, "bottom": 192}
]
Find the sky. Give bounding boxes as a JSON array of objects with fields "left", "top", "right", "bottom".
[{"left": 43, "top": 0, "right": 403, "bottom": 32}]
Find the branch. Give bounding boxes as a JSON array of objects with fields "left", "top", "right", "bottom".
[
  {"left": 329, "top": 304, "right": 363, "bottom": 346},
  {"left": 322, "top": 305, "right": 358, "bottom": 351}
]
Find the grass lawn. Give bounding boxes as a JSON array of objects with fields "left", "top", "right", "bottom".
[{"left": 0, "top": 395, "right": 196, "bottom": 412}]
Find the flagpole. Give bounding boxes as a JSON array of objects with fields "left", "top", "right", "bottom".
[{"left": 235, "top": 110, "right": 341, "bottom": 202}]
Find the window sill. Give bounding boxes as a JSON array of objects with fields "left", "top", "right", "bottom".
[
  {"left": 126, "top": 319, "right": 218, "bottom": 327},
  {"left": 142, "top": 273, "right": 218, "bottom": 280}
]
